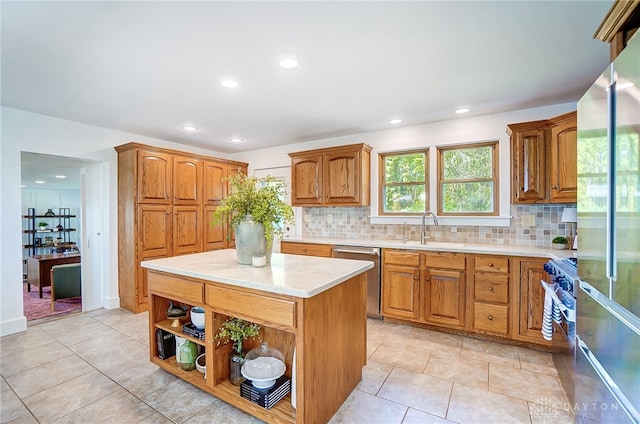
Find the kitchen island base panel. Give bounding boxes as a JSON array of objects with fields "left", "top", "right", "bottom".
[
  {"left": 301, "top": 272, "right": 367, "bottom": 423},
  {"left": 147, "top": 268, "right": 367, "bottom": 424}
]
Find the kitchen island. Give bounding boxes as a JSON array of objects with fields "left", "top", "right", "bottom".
[{"left": 141, "top": 249, "right": 373, "bottom": 424}]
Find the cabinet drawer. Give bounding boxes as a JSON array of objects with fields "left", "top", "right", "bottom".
[
  {"left": 206, "top": 285, "right": 296, "bottom": 329},
  {"left": 474, "top": 256, "right": 509, "bottom": 274},
  {"left": 474, "top": 274, "right": 509, "bottom": 304},
  {"left": 424, "top": 252, "right": 465, "bottom": 270},
  {"left": 383, "top": 249, "right": 421, "bottom": 267},
  {"left": 148, "top": 272, "right": 203, "bottom": 305},
  {"left": 280, "top": 242, "right": 332, "bottom": 257},
  {"left": 473, "top": 302, "right": 508, "bottom": 335}
]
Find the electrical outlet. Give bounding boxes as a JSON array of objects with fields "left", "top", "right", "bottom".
[
  {"left": 303, "top": 213, "right": 311, "bottom": 223},
  {"left": 522, "top": 214, "right": 536, "bottom": 227},
  {"left": 327, "top": 214, "right": 332, "bottom": 224}
]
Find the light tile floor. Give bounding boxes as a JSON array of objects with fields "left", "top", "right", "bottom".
[{"left": 1, "top": 309, "right": 574, "bottom": 424}]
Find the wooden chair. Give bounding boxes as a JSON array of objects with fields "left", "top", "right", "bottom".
[{"left": 50, "top": 263, "right": 81, "bottom": 311}]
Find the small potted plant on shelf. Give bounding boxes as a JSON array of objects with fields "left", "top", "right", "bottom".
[
  {"left": 552, "top": 236, "right": 568, "bottom": 250},
  {"left": 214, "top": 317, "right": 261, "bottom": 385},
  {"left": 37, "top": 222, "right": 49, "bottom": 231}
]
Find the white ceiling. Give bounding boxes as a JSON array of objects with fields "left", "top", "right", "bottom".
[{"left": 4, "top": 1, "right": 613, "bottom": 188}]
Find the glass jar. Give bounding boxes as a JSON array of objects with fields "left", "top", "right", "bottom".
[{"left": 179, "top": 340, "right": 198, "bottom": 371}]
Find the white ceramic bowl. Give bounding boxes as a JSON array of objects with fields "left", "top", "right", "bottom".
[
  {"left": 241, "top": 357, "right": 286, "bottom": 389},
  {"left": 196, "top": 353, "right": 206, "bottom": 374},
  {"left": 190, "top": 307, "right": 205, "bottom": 330}
]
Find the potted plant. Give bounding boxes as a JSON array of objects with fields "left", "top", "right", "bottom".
[
  {"left": 552, "top": 236, "right": 568, "bottom": 250},
  {"left": 37, "top": 221, "right": 49, "bottom": 231},
  {"left": 211, "top": 172, "right": 294, "bottom": 264},
  {"left": 214, "top": 317, "right": 261, "bottom": 385}
]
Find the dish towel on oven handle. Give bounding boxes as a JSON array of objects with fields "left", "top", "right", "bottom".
[{"left": 541, "top": 281, "right": 562, "bottom": 341}]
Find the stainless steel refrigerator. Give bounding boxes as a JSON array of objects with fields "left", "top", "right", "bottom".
[{"left": 576, "top": 32, "right": 640, "bottom": 423}]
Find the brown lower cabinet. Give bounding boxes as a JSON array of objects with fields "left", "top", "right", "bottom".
[
  {"left": 380, "top": 248, "right": 553, "bottom": 346},
  {"left": 280, "top": 241, "right": 333, "bottom": 257},
  {"left": 512, "top": 257, "right": 553, "bottom": 346},
  {"left": 382, "top": 249, "right": 466, "bottom": 330}
]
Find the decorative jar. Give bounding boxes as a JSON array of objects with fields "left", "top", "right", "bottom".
[{"left": 179, "top": 340, "right": 198, "bottom": 371}]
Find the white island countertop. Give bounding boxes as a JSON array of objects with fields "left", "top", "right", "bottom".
[{"left": 141, "top": 249, "right": 374, "bottom": 298}]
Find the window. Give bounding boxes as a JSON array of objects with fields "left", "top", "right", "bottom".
[
  {"left": 379, "top": 150, "right": 428, "bottom": 214},
  {"left": 438, "top": 142, "right": 498, "bottom": 216}
]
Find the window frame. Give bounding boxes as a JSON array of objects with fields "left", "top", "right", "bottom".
[
  {"left": 378, "top": 149, "right": 429, "bottom": 216},
  {"left": 437, "top": 141, "right": 499, "bottom": 216}
]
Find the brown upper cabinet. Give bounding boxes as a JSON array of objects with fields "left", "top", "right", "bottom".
[
  {"left": 115, "top": 142, "right": 247, "bottom": 313},
  {"left": 289, "top": 143, "right": 372, "bottom": 207},
  {"left": 549, "top": 112, "right": 578, "bottom": 203},
  {"left": 507, "top": 111, "right": 577, "bottom": 204},
  {"left": 594, "top": 0, "right": 640, "bottom": 61}
]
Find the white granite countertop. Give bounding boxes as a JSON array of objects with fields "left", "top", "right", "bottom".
[
  {"left": 141, "top": 249, "right": 374, "bottom": 298},
  {"left": 283, "top": 236, "right": 577, "bottom": 260}
]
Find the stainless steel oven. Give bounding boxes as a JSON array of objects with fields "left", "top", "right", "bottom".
[
  {"left": 542, "top": 257, "right": 578, "bottom": 406},
  {"left": 332, "top": 245, "right": 381, "bottom": 319}
]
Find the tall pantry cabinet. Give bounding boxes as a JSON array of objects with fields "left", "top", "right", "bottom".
[{"left": 116, "top": 143, "right": 247, "bottom": 313}]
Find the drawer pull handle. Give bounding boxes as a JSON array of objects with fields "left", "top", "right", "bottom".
[
  {"left": 488, "top": 263, "right": 494, "bottom": 267},
  {"left": 488, "top": 315, "right": 494, "bottom": 320}
]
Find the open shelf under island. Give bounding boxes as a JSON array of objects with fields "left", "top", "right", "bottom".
[{"left": 141, "top": 249, "right": 374, "bottom": 424}]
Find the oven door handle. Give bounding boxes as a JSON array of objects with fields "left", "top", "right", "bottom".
[{"left": 540, "top": 281, "right": 576, "bottom": 323}]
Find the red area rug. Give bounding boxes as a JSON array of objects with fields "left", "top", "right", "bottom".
[{"left": 23, "top": 282, "right": 82, "bottom": 322}]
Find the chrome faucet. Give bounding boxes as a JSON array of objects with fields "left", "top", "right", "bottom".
[{"left": 420, "top": 211, "right": 438, "bottom": 244}]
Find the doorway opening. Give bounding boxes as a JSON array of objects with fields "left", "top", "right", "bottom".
[{"left": 20, "top": 152, "right": 95, "bottom": 322}]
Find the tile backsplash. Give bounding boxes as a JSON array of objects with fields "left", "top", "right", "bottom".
[{"left": 300, "top": 204, "right": 575, "bottom": 248}]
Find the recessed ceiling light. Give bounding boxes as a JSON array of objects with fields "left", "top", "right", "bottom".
[
  {"left": 229, "top": 137, "right": 244, "bottom": 143},
  {"left": 389, "top": 119, "right": 402, "bottom": 124},
  {"left": 21, "top": 185, "right": 26, "bottom": 188},
  {"left": 454, "top": 108, "right": 470, "bottom": 114},
  {"left": 34, "top": 180, "right": 45, "bottom": 184},
  {"left": 279, "top": 57, "right": 299, "bottom": 69},
  {"left": 182, "top": 125, "right": 198, "bottom": 131},
  {"left": 221, "top": 79, "right": 239, "bottom": 88},
  {"left": 55, "top": 175, "right": 66, "bottom": 179}
]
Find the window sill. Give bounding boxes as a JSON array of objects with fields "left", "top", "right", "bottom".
[{"left": 369, "top": 215, "right": 512, "bottom": 227}]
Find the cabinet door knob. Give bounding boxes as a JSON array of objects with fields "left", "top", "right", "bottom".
[
  {"left": 488, "top": 315, "right": 494, "bottom": 320},
  {"left": 413, "top": 276, "right": 418, "bottom": 281},
  {"left": 489, "top": 286, "right": 494, "bottom": 292},
  {"left": 425, "top": 277, "right": 430, "bottom": 281},
  {"left": 552, "top": 185, "right": 558, "bottom": 190},
  {"left": 488, "top": 263, "right": 494, "bottom": 267}
]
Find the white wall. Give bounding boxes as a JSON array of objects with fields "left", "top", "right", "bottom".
[
  {"left": 230, "top": 102, "right": 576, "bottom": 226},
  {"left": 0, "top": 102, "right": 574, "bottom": 336},
  {"left": 0, "top": 107, "right": 231, "bottom": 336}
]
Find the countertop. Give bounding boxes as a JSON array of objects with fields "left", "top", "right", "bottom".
[
  {"left": 282, "top": 236, "right": 577, "bottom": 259},
  {"left": 141, "top": 249, "right": 374, "bottom": 298}
]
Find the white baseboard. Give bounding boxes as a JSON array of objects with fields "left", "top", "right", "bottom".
[{"left": 0, "top": 315, "right": 27, "bottom": 337}]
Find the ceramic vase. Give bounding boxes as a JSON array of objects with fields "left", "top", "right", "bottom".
[{"left": 235, "top": 215, "right": 267, "bottom": 265}]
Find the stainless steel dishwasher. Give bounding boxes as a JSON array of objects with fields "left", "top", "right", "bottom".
[{"left": 332, "top": 245, "right": 381, "bottom": 319}]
